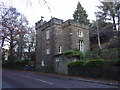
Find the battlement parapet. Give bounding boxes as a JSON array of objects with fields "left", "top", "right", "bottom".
[
  {"left": 62, "top": 19, "right": 89, "bottom": 29},
  {"left": 35, "top": 17, "right": 63, "bottom": 30}
]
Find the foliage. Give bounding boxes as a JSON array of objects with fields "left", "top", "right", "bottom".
[
  {"left": 96, "top": 0, "right": 120, "bottom": 30},
  {"left": 68, "top": 57, "right": 119, "bottom": 69},
  {"left": 114, "top": 59, "right": 120, "bottom": 66},
  {"left": 103, "top": 58, "right": 120, "bottom": 66},
  {"left": 68, "top": 59, "right": 104, "bottom": 68},
  {"left": 84, "top": 50, "right": 93, "bottom": 59},
  {"left": 2, "top": 59, "right": 30, "bottom": 68},
  {"left": 68, "top": 64, "right": 119, "bottom": 81},
  {"left": 63, "top": 50, "right": 84, "bottom": 59},
  {"left": 1, "top": 5, "right": 36, "bottom": 61},
  {"left": 84, "top": 50, "right": 100, "bottom": 59},
  {"left": 63, "top": 49, "right": 118, "bottom": 63},
  {"left": 73, "top": 2, "right": 89, "bottom": 25},
  {"left": 68, "top": 60, "right": 85, "bottom": 67},
  {"left": 84, "top": 59, "right": 104, "bottom": 67},
  {"left": 90, "top": 0, "right": 119, "bottom": 50},
  {"left": 84, "top": 49, "right": 118, "bottom": 60},
  {"left": 1, "top": 6, "right": 28, "bottom": 60}
]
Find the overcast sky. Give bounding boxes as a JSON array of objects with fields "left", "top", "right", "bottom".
[{"left": 1, "top": 0, "right": 102, "bottom": 26}]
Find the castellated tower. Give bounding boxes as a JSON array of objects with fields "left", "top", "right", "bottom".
[
  {"left": 35, "top": 17, "right": 90, "bottom": 73},
  {"left": 35, "top": 18, "right": 63, "bottom": 72}
]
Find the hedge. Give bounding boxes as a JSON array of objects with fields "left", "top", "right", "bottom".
[
  {"left": 68, "top": 59, "right": 120, "bottom": 67},
  {"left": 68, "top": 59, "right": 119, "bottom": 81},
  {"left": 84, "top": 59, "right": 104, "bottom": 67},
  {"left": 68, "top": 59, "right": 104, "bottom": 67},
  {"left": 68, "top": 60, "right": 85, "bottom": 67},
  {"left": 68, "top": 66, "right": 119, "bottom": 81},
  {"left": 3, "top": 59, "right": 30, "bottom": 69}
]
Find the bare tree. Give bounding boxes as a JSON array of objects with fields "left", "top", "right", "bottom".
[
  {"left": 24, "top": 27, "right": 36, "bottom": 60},
  {"left": 1, "top": 7, "right": 20, "bottom": 60},
  {"left": 1, "top": 6, "right": 30, "bottom": 60},
  {"left": 15, "top": 15, "right": 29, "bottom": 59},
  {"left": 0, "top": 0, "right": 50, "bottom": 61}
]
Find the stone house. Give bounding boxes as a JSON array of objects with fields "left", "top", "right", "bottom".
[{"left": 35, "top": 17, "right": 90, "bottom": 74}]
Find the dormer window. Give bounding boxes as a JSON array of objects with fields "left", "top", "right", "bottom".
[{"left": 77, "top": 30, "right": 83, "bottom": 37}]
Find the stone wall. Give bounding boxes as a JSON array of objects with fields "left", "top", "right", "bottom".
[
  {"left": 54, "top": 55, "right": 76, "bottom": 74},
  {"left": 62, "top": 20, "right": 90, "bottom": 52},
  {"left": 35, "top": 18, "right": 63, "bottom": 72},
  {"left": 35, "top": 18, "right": 90, "bottom": 73}
]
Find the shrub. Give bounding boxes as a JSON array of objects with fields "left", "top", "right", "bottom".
[
  {"left": 2, "top": 60, "right": 13, "bottom": 68},
  {"left": 84, "top": 49, "right": 118, "bottom": 60},
  {"left": 114, "top": 60, "right": 120, "bottom": 66},
  {"left": 84, "top": 50, "right": 92, "bottom": 59},
  {"left": 2, "top": 59, "right": 30, "bottom": 68},
  {"left": 97, "top": 49, "right": 102, "bottom": 56},
  {"left": 20, "top": 60, "right": 30, "bottom": 66},
  {"left": 104, "top": 58, "right": 120, "bottom": 66},
  {"left": 68, "top": 59, "right": 105, "bottom": 67},
  {"left": 63, "top": 50, "right": 73, "bottom": 58},
  {"left": 63, "top": 50, "right": 84, "bottom": 59},
  {"left": 84, "top": 59, "right": 104, "bottom": 67},
  {"left": 13, "top": 60, "right": 21, "bottom": 65},
  {"left": 113, "top": 58, "right": 120, "bottom": 66},
  {"left": 68, "top": 60, "right": 85, "bottom": 67}
]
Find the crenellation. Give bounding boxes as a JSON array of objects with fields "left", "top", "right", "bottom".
[{"left": 36, "top": 17, "right": 63, "bottom": 31}]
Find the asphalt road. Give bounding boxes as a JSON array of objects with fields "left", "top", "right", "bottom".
[{"left": 2, "top": 69, "right": 118, "bottom": 89}]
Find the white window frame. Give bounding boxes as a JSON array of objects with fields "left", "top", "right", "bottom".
[
  {"left": 78, "top": 40, "right": 84, "bottom": 51},
  {"left": 46, "top": 30, "right": 50, "bottom": 39},
  {"left": 58, "top": 45, "right": 62, "bottom": 54},
  {"left": 41, "top": 61, "right": 45, "bottom": 66},
  {"left": 77, "top": 31, "right": 83, "bottom": 37},
  {"left": 46, "top": 48, "right": 50, "bottom": 54}
]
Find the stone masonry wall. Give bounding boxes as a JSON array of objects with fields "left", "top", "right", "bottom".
[{"left": 36, "top": 18, "right": 90, "bottom": 73}]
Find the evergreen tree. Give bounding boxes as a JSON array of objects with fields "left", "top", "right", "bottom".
[{"left": 73, "top": 2, "right": 89, "bottom": 25}]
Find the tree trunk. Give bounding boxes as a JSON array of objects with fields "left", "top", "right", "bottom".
[
  {"left": 97, "top": 21, "right": 102, "bottom": 49},
  {"left": 18, "top": 29, "right": 24, "bottom": 60},
  {"left": 1, "top": 37, "right": 5, "bottom": 48},
  {"left": 9, "top": 30, "right": 14, "bottom": 61}
]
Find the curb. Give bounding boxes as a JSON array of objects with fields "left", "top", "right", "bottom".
[{"left": 35, "top": 73, "right": 119, "bottom": 87}]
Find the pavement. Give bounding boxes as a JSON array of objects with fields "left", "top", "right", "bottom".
[{"left": 3, "top": 68, "right": 120, "bottom": 87}]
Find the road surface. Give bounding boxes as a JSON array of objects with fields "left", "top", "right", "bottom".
[{"left": 2, "top": 69, "right": 118, "bottom": 89}]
